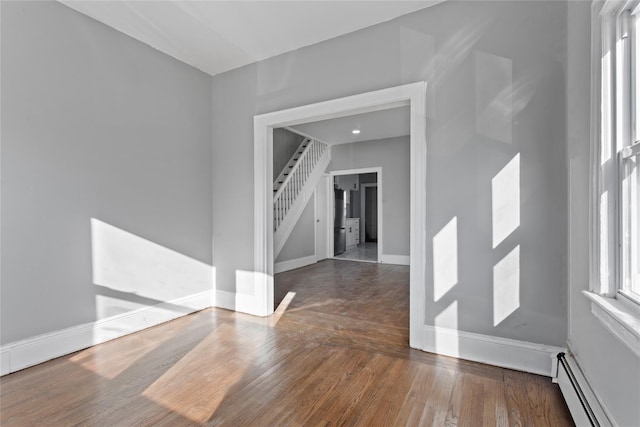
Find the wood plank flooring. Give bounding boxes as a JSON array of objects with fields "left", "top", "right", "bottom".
[{"left": 1, "top": 260, "right": 573, "bottom": 426}]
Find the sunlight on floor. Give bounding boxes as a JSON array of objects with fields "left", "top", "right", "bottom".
[
  {"left": 69, "top": 335, "right": 167, "bottom": 380},
  {"left": 141, "top": 324, "right": 264, "bottom": 424},
  {"left": 271, "top": 291, "right": 296, "bottom": 325}
]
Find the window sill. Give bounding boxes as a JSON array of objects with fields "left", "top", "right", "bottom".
[{"left": 583, "top": 291, "right": 640, "bottom": 358}]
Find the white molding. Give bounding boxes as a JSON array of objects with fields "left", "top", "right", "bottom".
[
  {"left": 215, "top": 289, "right": 266, "bottom": 315},
  {"left": 409, "top": 83, "right": 428, "bottom": 350},
  {"left": 0, "top": 290, "right": 215, "bottom": 376},
  {"left": 215, "top": 270, "right": 274, "bottom": 317},
  {"left": 421, "top": 325, "right": 566, "bottom": 377},
  {"left": 583, "top": 291, "right": 640, "bottom": 357},
  {"left": 330, "top": 167, "right": 380, "bottom": 177},
  {"left": 555, "top": 350, "right": 613, "bottom": 427},
  {"left": 275, "top": 255, "right": 317, "bottom": 274},
  {"left": 381, "top": 254, "right": 410, "bottom": 266},
  {"left": 254, "top": 82, "right": 428, "bottom": 351}
]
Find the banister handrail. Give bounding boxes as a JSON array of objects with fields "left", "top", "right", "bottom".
[
  {"left": 273, "top": 139, "right": 328, "bottom": 232},
  {"left": 273, "top": 139, "right": 316, "bottom": 201}
]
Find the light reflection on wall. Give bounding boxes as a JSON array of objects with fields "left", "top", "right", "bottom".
[
  {"left": 400, "top": 28, "right": 436, "bottom": 118},
  {"left": 432, "top": 217, "right": 458, "bottom": 302},
  {"left": 475, "top": 50, "right": 512, "bottom": 144},
  {"left": 493, "top": 245, "right": 520, "bottom": 326}
]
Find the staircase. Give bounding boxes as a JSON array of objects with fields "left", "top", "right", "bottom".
[{"left": 274, "top": 137, "right": 330, "bottom": 258}]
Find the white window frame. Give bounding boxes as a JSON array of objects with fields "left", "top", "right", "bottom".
[
  {"left": 620, "top": 6, "right": 640, "bottom": 304},
  {"left": 588, "top": 0, "right": 640, "bottom": 357}
]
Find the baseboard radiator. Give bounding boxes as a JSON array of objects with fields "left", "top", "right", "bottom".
[{"left": 555, "top": 352, "right": 610, "bottom": 427}]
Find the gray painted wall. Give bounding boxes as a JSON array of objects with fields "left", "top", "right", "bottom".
[
  {"left": 211, "top": 0, "right": 568, "bottom": 347},
  {"left": 273, "top": 128, "right": 304, "bottom": 181},
  {"left": 566, "top": 2, "right": 640, "bottom": 425},
  {"left": 276, "top": 196, "right": 315, "bottom": 263},
  {"left": 1, "top": 1, "right": 213, "bottom": 344},
  {"left": 330, "top": 137, "right": 409, "bottom": 256}
]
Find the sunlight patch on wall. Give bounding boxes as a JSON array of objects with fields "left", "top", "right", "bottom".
[
  {"left": 434, "top": 300, "right": 459, "bottom": 356},
  {"left": 91, "top": 219, "right": 213, "bottom": 320},
  {"left": 432, "top": 216, "right": 458, "bottom": 301},
  {"left": 475, "top": 51, "right": 512, "bottom": 144},
  {"left": 493, "top": 245, "right": 520, "bottom": 326},
  {"left": 492, "top": 154, "right": 520, "bottom": 248}
]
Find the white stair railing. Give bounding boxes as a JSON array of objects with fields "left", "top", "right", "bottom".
[
  {"left": 274, "top": 138, "right": 308, "bottom": 193},
  {"left": 274, "top": 139, "right": 328, "bottom": 232}
]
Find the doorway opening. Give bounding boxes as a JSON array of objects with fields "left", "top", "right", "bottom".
[
  {"left": 253, "top": 82, "right": 427, "bottom": 349},
  {"left": 330, "top": 169, "right": 381, "bottom": 263}
]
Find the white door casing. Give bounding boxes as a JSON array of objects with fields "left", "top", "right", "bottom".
[{"left": 253, "top": 82, "right": 427, "bottom": 349}]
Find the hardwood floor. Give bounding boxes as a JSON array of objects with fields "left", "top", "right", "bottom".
[{"left": 1, "top": 260, "right": 573, "bottom": 426}]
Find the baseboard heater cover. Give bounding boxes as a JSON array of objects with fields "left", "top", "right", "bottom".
[{"left": 556, "top": 352, "right": 611, "bottom": 427}]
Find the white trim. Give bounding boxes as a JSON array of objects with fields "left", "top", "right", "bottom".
[
  {"left": 381, "top": 254, "right": 410, "bottom": 266},
  {"left": 274, "top": 255, "right": 317, "bottom": 274},
  {"left": 253, "top": 83, "right": 428, "bottom": 352},
  {"left": 584, "top": 290, "right": 640, "bottom": 356},
  {"left": 330, "top": 167, "right": 380, "bottom": 176},
  {"left": 421, "top": 325, "right": 566, "bottom": 377},
  {"left": 214, "top": 287, "right": 270, "bottom": 316},
  {"left": 0, "top": 290, "right": 215, "bottom": 376}
]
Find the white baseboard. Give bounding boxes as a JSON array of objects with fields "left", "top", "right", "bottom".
[
  {"left": 422, "top": 325, "right": 566, "bottom": 377},
  {"left": 555, "top": 352, "right": 612, "bottom": 426},
  {"left": 381, "top": 254, "right": 410, "bottom": 265},
  {"left": 215, "top": 270, "right": 274, "bottom": 317},
  {"left": 215, "top": 290, "right": 262, "bottom": 315},
  {"left": 275, "top": 255, "right": 317, "bottom": 274},
  {"left": 0, "top": 290, "right": 215, "bottom": 376}
]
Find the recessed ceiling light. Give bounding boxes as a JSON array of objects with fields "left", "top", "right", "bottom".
[{"left": 352, "top": 129, "right": 360, "bottom": 134}]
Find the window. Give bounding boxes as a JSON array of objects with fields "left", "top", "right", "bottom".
[
  {"left": 589, "top": 0, "right": 640, "bottom": 356},
  {"left": 619, "top": 7, "right": 640, "bottom": 304},
  {"left": 592, "top": 1, "right": 640, "bottom": 300}
]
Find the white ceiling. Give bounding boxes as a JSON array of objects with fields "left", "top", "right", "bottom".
[
  {"left": 59, "top": 1, "right": 442, "bottom": 77},
  {"left": 290, "top": 106, "right": 409, "bottom": 145}
]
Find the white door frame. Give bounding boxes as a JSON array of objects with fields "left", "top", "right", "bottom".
[
  {"left": 328, "top": 168, "right": 382, "bottom": 262},
  {"left": 253, "top": 82, "right": 427, "bottom": 349}
]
